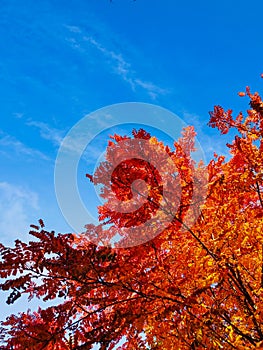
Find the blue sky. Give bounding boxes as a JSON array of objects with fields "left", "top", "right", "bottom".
[
  {"left": 1, "top": 0, "right": 263, "bottom": 239},
  {"left": 1, "top": 0, "right": 263, "bottom": 322}
]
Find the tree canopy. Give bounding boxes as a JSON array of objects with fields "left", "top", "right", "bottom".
[{"left": 1, "top": 83, "right": 263, "bottom": 349}]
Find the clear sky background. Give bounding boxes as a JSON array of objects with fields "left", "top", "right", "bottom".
[
  {"left": 0, "top": 0, "right": 263, "bottom": 244},
  {"left": 1, "top": 0, "right": 263, "bottom": 325}
]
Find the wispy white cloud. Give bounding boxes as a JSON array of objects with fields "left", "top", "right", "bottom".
[
  {"left": 0, "top": 130, "right": 49, "bottom": 161},
  {"left": 66, "top": 25, "right": 168, "bottom": 100},
  {"left": 13, "top": 112, "right": 24, "bottom": 119},
  {"left": 27, "top": 120, "right": 90, "bottom": 154},
  {"left": 0, "top": 182, "right": 39, "bottom": 245},
  {"left": 133, "top": 78, "right": 167, "bottom": 100},
  {"left": 26, "top": 121, "right": 63, "bottom": 146},
  {"left": 66, "top": 25, "right": 81, "bottom": 33},
  {"left": 26, "top": 120, "right": 102, "bottom": 164}
]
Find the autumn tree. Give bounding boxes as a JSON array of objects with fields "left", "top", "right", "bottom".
[{"left": 1, "top": 82, "right": 263, "bottom": 349}]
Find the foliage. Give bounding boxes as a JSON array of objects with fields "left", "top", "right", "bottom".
[{"left": 1, "top": 83, "right": 263, "bottom": 349}]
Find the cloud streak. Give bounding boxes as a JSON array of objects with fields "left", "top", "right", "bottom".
[
  {"left": 26, "top": 121, "right": 64, "bottom": 146},
  {"left": 66, "top": 25, "right": 168, "bottom": 100},
  {"left": 26, "top": 120, "right": 102, "bottom": 165},
  {"left": 0, "top": 182, "right": 39, "bottom": 245},
  {"left": 0, "top": 130, "right": 49, "bottom": 161}
]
